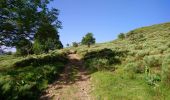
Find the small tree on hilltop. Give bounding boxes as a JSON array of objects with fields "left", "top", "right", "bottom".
[
  {"left": 72, "top": 42, "right": 78, "bottom": 47},
  {"left": 66, "top": 43, "right": 70, "bottom": 47},
  {"left": 118, "top": 33, "right": 125, "bottom": 39},
  {"left": 81, "top": 33, "right": 95, "bottom": 47}
]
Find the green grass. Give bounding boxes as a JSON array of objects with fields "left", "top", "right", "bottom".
[
  {"left": 0, "top": 51, "right": 68, "bottom": 100},
  {"left": 0, "top": 22, "right": 170, "bottom": 99},
  {"left": 91, "top": 71, "right": 163, "bottom": 100},
  {"left": 71, "top": 22, "right": 170, "bottom": 100},
  {"left": 0, "top": 63, "right": 64, "bottom": 100}
]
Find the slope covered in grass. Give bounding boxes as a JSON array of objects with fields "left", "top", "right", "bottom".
[
  {"left": 0, "top": 51, "right": 68, "bottom": 100},
  {"left": 69, "top": 22, "right": 170, "bottom": 100},
  {"left": 0, "top": 22, "right": 170, "bottom": 99}
]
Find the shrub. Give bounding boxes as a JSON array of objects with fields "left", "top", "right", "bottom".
[
  {"left": 72, "top": 42, "right": 78, "bottom": 47},
  {"left": 0, "top": 63, "right": 65, "bottom": 100},
  {"left": 161, "top": 54, "right": 170, "bottom": 86},
  {"left": 85, "top": 58, "right": 113, "bottom": 72},
  {"left": 5, "top": 51, "right": 12, "bottom": 55},
  {"left": 145, "top": 66, "right": 161, "bottom": 86},
  {"left": 83, "top": 48, "right": 124, "bottom": 72},
  {"left": 143, "top": 55, "right": 162, "bottom": 68},
  {"left": 13, "top": 52, "right": 68, "bottom": 68},
  {"left": 124, "top": 62, "right": 144, "bottom": 74},
  {"left": 158, "top": 46, "right": 168, "bottom": 54},
  {"left": 135, "top": 50, "right": 149, "bottom": 60},
  {"left": 15, "top": 38, "right": 33, "bottom": 56},
  {"left": 134, "top": 44, "right": 143, "bottom": 50},
  {"left": 118, "top": 33, "right": 125, "bottom": 39}
]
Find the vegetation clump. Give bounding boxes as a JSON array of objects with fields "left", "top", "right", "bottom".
[
  {"left": 0, "top": 53, "right": 67, "bottom": 100},
  {"left": 118, "top": 33, "right": 125, "bottom": 39},
  {"left": 81, "top": 33, "right": 96, "bottom": 47}
]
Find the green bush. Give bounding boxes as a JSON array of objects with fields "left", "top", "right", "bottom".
[
  {"left": 15, "top": 38, "right": 33, "bottom": 56},
  {"left": 143, "top": 55, "right": 162, "bottom": 68},
  {"left": 144, "top": 66, "right": 161, "bottom": 86},
  {"left": 72, "top": 42, "right": 79, "bottom": 47},
  {"left": 85, "top": 58, "right": 113, "bottom": 72},
  {"left": 124, "top": 62, "right": 144, "bottom": 74},
  {"left": 118, "top": 33, "right": 125, "bottom": 39},
  {"left": 134, "top": 44, "right": 143, "bottom": 50},
  {"left": 161, "top": 54, "right": 170, "bottom": 86},
  {"left": 135, "top": 50, "right": 149, "bottom": 60},
  {"left": 13, "top": 52, "right": 68, "bottom": 68},
  {"left": 83, "top": 48, "right": 125, "bottom": 72},
  {"left": 0, "top": 63, "right": 64, "bottom": 100}
]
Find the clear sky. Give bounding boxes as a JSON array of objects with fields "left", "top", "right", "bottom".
[{"left": 48, "top": 0, "right": 170, "bottom": 46}]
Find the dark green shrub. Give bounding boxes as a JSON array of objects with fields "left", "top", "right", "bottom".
[
  {"left": 85, "top": 58, "right": 113, "bottom": 72},
  {"left": 15, "top": 38, "right": 33, "bottom": 56},
  {"left": 13, "top": 53, "right": 68, "bottom": 68},
  {"left": 72, "top": 42, "right": 78, "bottom": 47},
  {"left": 5, "top": 51, "right": 12, "bottom": 55},
  {"left": 118, "top": 33, "right": 125, "bottom": 39},
  {"left": 83, "top": 48, "right": 126, "bottom": 72},
  {"left": 0, "top": 63, "right": 65, "bottom": 100}
]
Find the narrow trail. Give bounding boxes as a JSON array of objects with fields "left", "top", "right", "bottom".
[{"left": 40, "top": 53, "right": 92, "bottom": 100}]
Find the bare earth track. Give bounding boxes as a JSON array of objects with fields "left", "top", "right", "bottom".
[{"left": 40, "top": 53, "right": 92, "bottom": 100}]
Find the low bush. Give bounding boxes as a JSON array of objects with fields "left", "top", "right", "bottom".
[
  {"left": 72, "top": 42, "right": 79, "bottom": 47},
  {"left": 161, "top": 54, "right": 170, "bottom": 86},
  {"left": 83, "top": 48, "right": 125, "bottom": 72},
  {"left": 135, "top": 50, "right": 149, "bottom": 60},
  {"left": 143, "top": 55, "right": 162, "bottom": 68},
  {"left": 124, "top": 62, "right": 144, "bottom": 74},
  {"left": 0, "top": 63, "right": 64, "bottom": 100},
  {"left": 13, "top": 52, "right": 68, "bottom": 67},
  {"left": 118, "top": 33, "right": 125, "bottom": 39},
  {"left": 144, "top": 66, "right": 161, "bottom": 86},
  {"left": 158, "top": 46, "right": 168, "bottom": 54},
  {"left": 85, "top": 58, "right": 114, "bottom": 72}
]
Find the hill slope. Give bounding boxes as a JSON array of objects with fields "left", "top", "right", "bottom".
[
  {"left": 68, "top": 22, "right": 170, "bottom": 99},
  {"left": 0, "top": 22, "right": 170, "bottom": 100}
]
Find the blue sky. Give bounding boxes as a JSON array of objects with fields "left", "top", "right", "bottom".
[{"left": 48, "top": 0, "right": 170, "bottom": 46}]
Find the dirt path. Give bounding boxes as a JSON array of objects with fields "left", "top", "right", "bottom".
[{"left": 40, "top": 54, "right": 92, "bottom": 100}]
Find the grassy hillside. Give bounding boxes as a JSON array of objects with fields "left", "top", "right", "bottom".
[
  {"left": 0, "top": 51, "right": 68, "bottom": 100},
  {"left": 0, "top": 22, "right": 170, "bottom": 99},
  {"left": 69, "top": 22, "right": 170, "bottom": 99}
]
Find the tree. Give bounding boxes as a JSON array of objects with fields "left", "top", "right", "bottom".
[
  {"left": 118, "top": 33, "right": 125, "bottom": 39},
  {"left": 33, "top": 23, "right": 63, "bottom": 54},
  {"left": 72, "top": 42, "right": 78, "bottom": 47},
  {"left": 81, "top": 33, "right": 95, "bottom": 46},
  {"left": 0, "top": 0, "right": 40, "bottom": 46},
  {"left": 15, "top": 38, "right": 33, "bottom": 56},
  {"left": 66, "top": 43, "right": 70, "bottom": 47},
  {"left": 0, "top": 0, "right": 62, "bottom": 55}
]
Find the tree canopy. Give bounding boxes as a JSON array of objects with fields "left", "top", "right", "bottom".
[
  {"left": 0, "top": 0, "right": 63, "bottom": 55},
  {"left": 81, "top": 33, "right": 95, "bottom": 45}
]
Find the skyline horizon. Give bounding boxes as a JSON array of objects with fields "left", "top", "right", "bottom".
[{"left": 48, "top": 0, "right": 170, "bottom": 46}]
